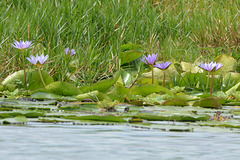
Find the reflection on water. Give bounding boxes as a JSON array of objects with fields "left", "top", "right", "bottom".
[{"left": 0, "top": 123, "right": 240, "bottom": 160}]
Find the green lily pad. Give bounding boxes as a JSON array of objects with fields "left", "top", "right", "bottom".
[
  {"left": 181, "top": 62, "right": 201, "bottom": 73},
  {"left": 140, "top": 93, "right": 171, "bottom": 105},
  {"left": 130, "top": 84, "right": 174, "bottom": 97},
  {"left": 214, "top": 54, "right": 238, "bottom": 72},
  {"left": 46, "top": 81, "right": 81, "bottom": 96},
  {"left": 120, "top": 50, "right": 143, "bottom": 65},
  {"left": 193, "top": 97, "right": 225, "bottom": 108},
  {"left": 66, "top": 115, "right": 127, "bottom": 122},
  {"left": 0, "top": 116, "right": 28, "bottom": 124},
  {"left": 75, "top": 90, "right": 112, "bottom": 101},
  {"left": 141, "top": 67, "right": 177, "bottom": 85},
  {"left": 2, "top": 70, "right": 54, "bottom": 90},
  {"left": 120, "top": 43, "right": 143, "bottom": 52},
  {"left": 115, "top": 82, "right": 130, "bottom": 95},
  {"left": 79, "top": 71, "right": 121, "bottom": 93},
  {"left": 162, "top": 99, "right": 189, "bottom": 106},
  {"left": 31, "top": 91, "right": 78, "bottom": 101},
  {"left": 174, "top": 94, "right": 199, "bottom": 101},
  {"left": 133, "top": 113, "right": 210, "bottom": 122}
]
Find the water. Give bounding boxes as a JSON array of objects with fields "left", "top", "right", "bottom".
[{"left": 0, "top": 123, "right": 240, "bottom": 160}]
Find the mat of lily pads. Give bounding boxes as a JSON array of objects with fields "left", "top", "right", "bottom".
[{"left": 1, "top": 97, "right": 240, "bottom": 133}]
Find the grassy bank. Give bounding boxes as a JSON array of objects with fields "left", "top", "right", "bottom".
[{"left": 1, "top": 0, "right": 240, "bottom": 84}]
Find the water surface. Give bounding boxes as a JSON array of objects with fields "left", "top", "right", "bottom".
[{"left": 0, "top": 123, "right": 240, "bottom": 160}]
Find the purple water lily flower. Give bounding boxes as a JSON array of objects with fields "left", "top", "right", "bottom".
[
  {"left": 65, "top": 47, "right": 70, "bottom": 55},
  {"left": 154, "top": 62, "right": 172, "bottom": 70},
  {"left": 141, "top": 53, "right": 158, "bottom": 65},
  {"left": 12, "top": 40, "right": 34, "bottom": 50},
  {"left": 27, "top": 54, "right": 49, "bottom": 65},
  {"left": 26, "top": 55, "right": 38, "bottom": 65},
  {"left": 38, "top": 54, "right": 49, "bottom": 64},
  {"left": 70, "top": 49, "right": 76, "bottom": 56},
  {"left": 199, "top": 61, "right": 223, "bottom": 72},
  {"left": 154, "top": 61, "right": 172, "bottom": 87},
  {"left": 65, "top": 47, "right": 76, "bottom": 56}
]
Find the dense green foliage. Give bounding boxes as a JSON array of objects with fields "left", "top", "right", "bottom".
[{"left": 1, "top": 0, "right": 240, "bottom": 84}]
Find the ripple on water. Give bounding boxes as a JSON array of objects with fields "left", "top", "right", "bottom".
[{"left": 0, "top": 123, "right": 240, "bottom": 160}]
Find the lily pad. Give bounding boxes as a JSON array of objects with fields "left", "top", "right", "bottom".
[
  {"left": 120, "top": 50, "right": 143, "bottom": 65},
  {"left": 46, "top": 81, "right": 81, "bottom": 96},
  {"left": 141, "top": 67, "right": 177, "bottom": 85},
  {"left": 79, "top": 71, "right": 121, "bottom": 93},
  {"left": 181, "top": 62, "right": 202, "bottom": 73},
  {"left": 31, "top": 91, "right": 78, "bottom": 101},
  {"left": 75, "top": 90, "right": 112, "bottom": 101},
  {"left": 66, "top": 115, "right": 127, "bottom": 122},
  {"left": 193, "top": 97, "right": 225, "bottom": 108},
  {"left": 214, "top": 54, "right": 238, "bottom": 72},
  {"left": 162, "top": 99, "right": 189, "bottom": 106},
  {"left": 130, "top": 84, "right": 174, "bottom": 97},
  {"left": 133, "top": 113, "right": 210, "bottom": 122},
  {"left": 0, "top": 116, "right": 28, "bottom": 124},
  {"left": 2, "top": 70, "right": 54, "bottom": 90},
  {"left": 120, "top": 43, "right": 143, "bottom": 52}
]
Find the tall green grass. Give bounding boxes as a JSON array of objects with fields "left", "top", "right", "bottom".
[{"left": 1, "top": 0, "right": 240, "bottom": 85}]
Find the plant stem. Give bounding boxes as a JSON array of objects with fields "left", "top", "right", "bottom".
[
  {"left": 22, "top": 50, "right": 27, "bottom": 89},
  {"left": 210, "top": 72, "right": 214, "bottom": 95},
  {"left": 162, "top": 71, "right": 165, "bottom": 87},
  {"left": 38, "top": 67, "right": 46, "bottom": 87},
  {"left": 151, "top": 65, "right": 154, "bottom": 84}
]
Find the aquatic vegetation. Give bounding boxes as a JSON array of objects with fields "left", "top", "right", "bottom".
[
  {"left": 2, "top": 0, "right": 240, "bottom": 133},
  {"left": 141, "top": 53, "right": 158, "bottom": 84},
  {"left": 27, "top": 54, "right": 49, "bottom": 65},
  {"left": 27, "top": 54, "right": 49, "bottom": 87},
  {"left": 11, "top": 40, "right": 34, "bottom": 50},
  {"left": 199, "top": 61, "right": 223, "bottom": 94},
  {"left": 97, "top": 99, "right": 119, "bottom": 112},
  {"left": 154, "top": 62, "right": 172, "bottom": 87},
  {"left": 199, "top": 61, "right": 223, "bottom": 72},
  {"left": 11, "top": 40, "right": 34, "bottom": 89},
  {"left": 65, "top": 47, "right": 76, "bottom": 56}
]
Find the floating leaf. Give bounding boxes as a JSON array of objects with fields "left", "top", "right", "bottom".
[
  {"left": 2, "top": 70, "right": 54, "bottom": 90},
  {"left": 75, "top": 90, "right": 112, "bottom": 102},
  {"left": 130, "top": 84, "right": 174, "bottom": 97},
  {"left": 141, "top": 93, "right": 171, "bottom": 105},
  {"left": 79, "top": 71, "right": 121, "bottom": 93},
  {"left": 137, "top": 77, "right": 158, "bottom": 85},
  {"left": 66, "top": 115, "right": 126, "bottom": 122},
  {"left": 141, "top": 67, "right": 177, "bottom": 85},
  {"left": 115, "top": 83, "right": 130, "bottom": 95},
  {"left": 46, "top": 81, "right": 81, "bottom": 96},
  {"left": 181, "top": 62, "right": 202, "bottom": 73},
  {"left": 120, "top": 50, "right": 143, "bottom": 65},
  {"left": 162, "top": 99, "right": 189, "bottom": 106},
  {"left": 174, "top": 94, "right": 199, "bottom": 101},
  {"left": 214, "top": 54, "right": 238, "bottom": 72},
  {"left": 120, "top": 43, "right": 143, "bottom": 52},
  {"left": 0, "top": 117, "right": 28, "bottom": 124},
  {"left": 31, "top": 91, "right": 77, "bottom": 101},
  {"left": 193, "top": 97, "right": 225, "bottom": 108},
  {"left": 97, "top": 100, "right": 119, "bottom": 112},
  {"left": 133, "top": 113, "right": 210, "bottom": 122}
]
